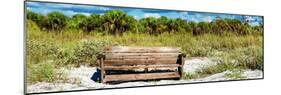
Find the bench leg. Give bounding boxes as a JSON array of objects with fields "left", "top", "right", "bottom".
[
  {"left": 178, "top": 54, "right": 185, "bottom": 78},
  {"left": 100, "top": 58, "right": 105, "bottom": 83}
]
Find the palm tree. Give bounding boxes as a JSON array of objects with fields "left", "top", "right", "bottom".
[
  {"left": 45, "top": 11, "right": 68, "bottom": 31},
  {"left": 193, "top": 22, "right": 210, "bottom": 35},
  {"left": 81, "top": 14, "right": 102, "bottom": 32},
  {"left": 102, "top": 10, "right": 135, "bottom": 35},
  {"left": 139, "top": 17, "right": 158, "bottom": 34},
  {"left": 156, "top": 16, "right": 169, "bottom": 34},
  {"left": 167, "top": 18, "right": 186, "bottom": 33},
  {"left": 68, "top": 14, "right": 87, "bottom": 29},
  {"left": 27, "top": 10, "right": 44, "bottom": 29}
]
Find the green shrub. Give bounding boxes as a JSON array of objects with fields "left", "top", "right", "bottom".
[
  {"left": 196, "top": 62, "right": 239, "bottom": 76},
  {"left": 68, "top": 14, "right": 87, "bottom": 29},
  {"left": 27, "top": 20, "right": 41, "bottom": 31},
  {"left": 27, "top": 40, "right": 60, "bottom": 64},
  {"left": 44, "top": 11, "right": 68, "bottom": 31},
  {"left": 27, "top": 62, "right": 65, "bottom": 83},
  {"left": 187, "top": 47, "right": 213, "bottom": 57},
  {"left": 224, "top": 70, "right": 246, "bottom": 79},
  {"left": 195, "top": 46, "right": 263, "bottom": 77},
  {"left": 65, "top": 40, "right": 112, "bottom": 67},
  {"left": 236, "top": 46, "right": 263, "bottom": 70},
  {"left": 182, "top": 72, "right": 197, "bottom": 80},
  {"left": 27, "top": 10, "right": 44, "bottom": 27},
  {"left": 102, "top": 10, "right": 136, "bottom": 35},
  {"left": 80, "top": 14, "right": 104, "bottom": 32}
]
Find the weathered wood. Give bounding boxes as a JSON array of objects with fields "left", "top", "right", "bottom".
[
  {"left": 99, "top": 46, "right": 185, "bottom": 83},
  {"left": 104, "top": 58, "right": 178, "bottom": 66},
  {"left": 104, "top": 72, "right": 180, "bottom": 82},
  {"left": 105, "top": 57, "right": 178, "bottom": 61},
  {"left": 100, "top": 57, "right": 105, "bottom": 83},
  {"left": 105, "top": 53, "right": 179, "bottom": 60},
  {"left": 179, "top": 54, "right": 185, "bottom": 77},
  {"left": 105, "top": 46, "right": 180, "bottom": 53},
  {"left": 106, "top": 52, "right": 180, "bottom": 56},
  {"left": 104, "top": 64, "right": 180, "bottom": 70}
]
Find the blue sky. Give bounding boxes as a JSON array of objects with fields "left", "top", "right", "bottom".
[{"left": 26, "top": 2, "right": 263, "bottom": 26}]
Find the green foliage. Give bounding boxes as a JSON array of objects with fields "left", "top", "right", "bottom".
[
  {"left": 193, "top": 22, "right": 211, "bottom": 35},
  {"left": 27, "top": 40, "right": 60, "bottom": 64},
  {"left": 102, "top": 10, "right": 136, "bottom": 35},
  {"left": 27, "top": 20, "right": 41, "bottom": 31},
  {"left": 196, "top": 63, "right": 238, "bottom": 76},
  {"left": 182, "top": 72, "right": 197, "bottom": 80},
  {"left": 224, "top": 70, "right": 246, "bottom": 79},
  {"left": 80, "top": 14, "right": 103, "bottom": 32},
  {"left": 233, "top": 46, "right": 263, "bottom": 70},
  {"left": 65, "top": 40, "right": 112, "bottom": 67},
  {"left": 167, "top": 18, "right": 187, "bottom": 33},
  {"left": 26, "top": 9, "right": 263, "bottom": 35},
  {"left": 139, "top": 17, "right": 158, "bottom": 34},
  {"left": 194, "top": 46, "right": 263, "bottom": 77},
  {"left": 187, "top": 47, "right": 213, "bottom": 57},
  {"left": 27, "top": 62, "right": 65, "bottom": 83},
  {"left": 44, "top": 11, "right": 68, "bottom": 31},
  {"left": 27, "top": 10, "right": 44, "bottom": 25},
  {"left": 26, "top": 10, "right": 263, "bottom": 82},
  {"left": 67, "top": 14, "right": 87, "bottom": 29}
]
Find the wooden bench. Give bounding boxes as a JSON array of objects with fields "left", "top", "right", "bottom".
[{"left": 97, "top": 46, "right": 186, "bottom": 83}]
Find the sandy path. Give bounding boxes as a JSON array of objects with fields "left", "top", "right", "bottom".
[{"left": 27, "top": 57, "right": 263, "bottom": 93}]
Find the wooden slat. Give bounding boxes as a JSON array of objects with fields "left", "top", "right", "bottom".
[
  {"left": 105, "top": 53, "right": 179, "bottom": 60},
  {"left": 106, "top": 53, "right": 180, "bottom": 56},
  {"left": 104, "top": 64, "right": 180, "bottom": 70},
  {"left": 104, "top": 58, "right": 178, "bottom": 66},
  {"left": 104, "top": 72, "right": 180, "bottom": 82},
  {"left": 105, "top": 46, "right": 180, "bottom": 53},
  {"left": 106, "top": 57, "right": 178, "bottom": 61}
]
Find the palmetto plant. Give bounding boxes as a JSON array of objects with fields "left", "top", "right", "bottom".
[
  {"left": 26, "top": 9, "right": 263, "bottom": 35},
  {"left": 102, "top": 10, "right": 135, "bottom": 35},
  {"left": 27, "top": 10, "right": 44, "bottom": 29},
  {"left": 140, "top": 17, "right": 158, "bottom": 35},
  {"left": 44, "top": 11, "right": 68, "bottom": 31},
  {"left": 80, "top": 14, "right": 102, "bottom": 32},
  {"left": 68, "top": 14, "right": 87, "bottom": 29},
  {"left": 167, "top": 18, "right": 186, "bottom": 33}
]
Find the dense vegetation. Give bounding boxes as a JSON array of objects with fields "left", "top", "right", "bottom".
[
  {"left": 27, "top": 10, "right": 263, "bottom": 35},
  {"left": 26, "top": 10, "right": 263, "bottom": 83}
]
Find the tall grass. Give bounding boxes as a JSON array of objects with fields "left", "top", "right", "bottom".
[
  {"left": 183, "top": 45, "right": 263, "bottom": 79},
  {"left": 27, "top": 28, "right": 262, "bottom": 65},
  {"left": 27, "top": 62, "right": 66, "bottom": 84}
]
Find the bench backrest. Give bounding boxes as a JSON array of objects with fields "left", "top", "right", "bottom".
[{"left": 103, "top": 46, "right": 181, "bottom": 66}]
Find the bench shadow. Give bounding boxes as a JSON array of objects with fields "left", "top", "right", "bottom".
[{"left": 90, "top": 68, "right": 101, "bottom": 82}]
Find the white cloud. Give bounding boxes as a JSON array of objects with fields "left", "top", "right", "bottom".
[
  {"left": 179, "top": 12, "right": 188, "bottom": 15},
  {"left": 178, "top": 12, "right": 188, "bottom": 20},
  {"left": 245, "top": 16, "right": 255, "bottom": 21},
  {"left": 190, "top": 17, "right": 199, "bottom": 22},
  {"left": 27, "top": 2, "right": 41, "bottom": 7},
  {"left": 97, "top": 6, "right": 112, "bottom": 11},
  {"left": 62, "top": 10, "right": 92, "bottom": 16},
  {"left": 203, "top": 16, "right": 213, "bottom": 22},
  {"left": 51, "top": 3, "right": 74, "bottom": 8},
  {"left": 144, "top": 13, "right": 161, "bottom": 18},
  {"left": 133, "top": 15, "right": 140, "bottom": 20}
]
